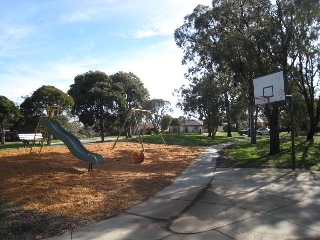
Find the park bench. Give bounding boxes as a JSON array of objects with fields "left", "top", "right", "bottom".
[{"left": 18, "top": 133, "right": 44, "bottom": 148}]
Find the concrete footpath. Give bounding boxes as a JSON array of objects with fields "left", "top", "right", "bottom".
[{"left": 47, "top": 143, "right": 320, "bottom": 240}]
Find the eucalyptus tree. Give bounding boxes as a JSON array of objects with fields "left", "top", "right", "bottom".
[
  {"left": 68, "top": 71, "right": 125, "bottom": 142},
  {"left": 175, "top": 1, "right": 270, "bottom": 141},
  {"left": 0, "top": 96, "right": 21, "bottom": 144},
  {"left": 111, "top": 71, "right": 149, "bottom": 110},
  {"left": 19, "top": 85, "right": 74, "bottom": 135},
  {"left": 110, "top": 71, "right": 149, "bottom": 138},
  {"left": 160, "top": 114, "right": 172, "bottom": 132},
  {"left": 215, "top": 65, "right": 246, "bottom": 137},
  {"left": 175, "top": 73, "right": 224, "bottom": 139},
  {"left": 175, "top": 0, "right": 315, "bottom": 153},
  {"left": 280, "top": 0, "right": 320, "bottom": 141},
  {"left": 142, "top": 99, "right": 172, "bottom": 129}
]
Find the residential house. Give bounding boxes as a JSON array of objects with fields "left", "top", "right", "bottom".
[{"left": 169, "top": 120, "right": 205, "bottom": 134}]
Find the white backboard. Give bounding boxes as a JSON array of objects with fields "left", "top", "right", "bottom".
[{"left": 253, "top": 71, "right": 285, "bottom": 105}]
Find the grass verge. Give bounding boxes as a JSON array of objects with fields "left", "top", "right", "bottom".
[{"left": 220, "top": 135, "right": 320, "bottom": 170}]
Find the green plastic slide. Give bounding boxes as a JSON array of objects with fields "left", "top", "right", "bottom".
[{"left": 39, "top": 118, "right": 105, "bottom": 165}]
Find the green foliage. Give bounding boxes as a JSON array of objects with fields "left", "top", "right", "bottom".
[
  {"left": 174, "top": 0, "right": 320, "bottom": 151},
  {"left": 68, "top": 70, "right": 125, "bottom": 141},
  {"left": 0, "top": 96, "right": 21, "bottom": 144},
  {"left": 143, "top": 99, "right": 172, "bottom": 127},
  {"left": 160, "top": 114, "right": 172, "bottom": 131},
  {"left": 19, "top": 85, "right": 74, "bottom": 133},
  {"left": 110, "top": 71, "right": 150, "bottom": 138},
  {"left": 111, "top": 71, "right": 149, "bottom": 109},
  {"left": 20, "top": 85, "right": 74, "bottom": 115},
  {"left": 0, "top": 96, "right": 21, "bottom": 126},
  {"left": 170, "top": 118, "right": 181, "bottom": 126}
]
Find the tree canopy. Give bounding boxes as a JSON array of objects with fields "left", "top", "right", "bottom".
[
  {"left": 19, "top": 85, "right": 74, "bottom": 133},
  {"left": 111, "top": 71, "right": 150, "bottom": 138},
  {"left": 142, "top": 99, "right": 172, "bottom": 129},
  {"left": 68, "top": 70, "right": 125, "bottom": 142},
  {"left": 0, "top": 96, "right": 21, "bottom": 144},
  {"left": 174, "top": 0, "right": 320, "bottom": 151}
]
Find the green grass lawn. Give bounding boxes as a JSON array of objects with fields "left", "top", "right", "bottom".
[
  {"left": 221, "top": 135, "right": 320, "bottom": 169},
  {"left": 137, "top": 132, "right": 242, "bottom": 146}
]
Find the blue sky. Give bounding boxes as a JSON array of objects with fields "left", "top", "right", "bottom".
[{"left": 0, "top": 0, "right": 212, "bottom": 117}]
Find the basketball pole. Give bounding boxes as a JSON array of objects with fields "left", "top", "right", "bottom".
[{"left": 286, "top": 95, "right": 296, "bottom": 170}]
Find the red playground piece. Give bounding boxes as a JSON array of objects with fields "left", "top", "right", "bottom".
[{"left": 133, "top": 152, "right": 145, "bottom": 163}]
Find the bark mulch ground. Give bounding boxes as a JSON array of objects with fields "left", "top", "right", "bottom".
[{"left": 0, "top": 141, "right": 204, "bottom": 240}]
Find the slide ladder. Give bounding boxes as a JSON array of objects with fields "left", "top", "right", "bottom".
[{"left": 30, "top": 106, "right": 60, "bottom": 154}]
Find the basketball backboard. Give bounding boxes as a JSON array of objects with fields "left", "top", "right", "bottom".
[{"left": 253, "top": 71, "right": 285, "bottom": 105}]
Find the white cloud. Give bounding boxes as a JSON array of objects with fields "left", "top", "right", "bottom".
[
  {"left": 130, "top": 0, "right": 212, "bottom": 38},
  {"left": 58, "top": 1, "right": 126, "bottom": 23},
  {"left": 0, "top": 24, "right": 35, "bottom": 55},
  {"left": 132, "top": 18, "right": 180, "bottom": 38},
  {"left": 6, "top": 25, "right": 35, "bottom": 39},
  {"left": 60, "top": 11, "right": 92, "bottom": 23}
]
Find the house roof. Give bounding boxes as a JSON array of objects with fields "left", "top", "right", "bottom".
[
  {"left": 138, "top": 122, "right": 154, "bottom": 130},
  {"left": 180, "top": 120, "right": 203, "bottom": 126}
]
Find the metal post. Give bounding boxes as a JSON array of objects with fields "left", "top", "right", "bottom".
[
  {"left": 112, "top": 111, "right": 132, "bottom": 150},
  {"left": 286, "top": 95, "right": 295, "bottom": 170}
]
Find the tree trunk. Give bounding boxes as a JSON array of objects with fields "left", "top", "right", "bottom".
[
  {"left": 265, "top": 103, "right": 280, "bottom": 154},
  {"left": 211, "top": 114, "right": 217, "bottom": 139},
  {"left": 206, "top": 115, "right": 212, "bottom": 138},
  {"left": 100, "top": 118, "right": 105, "bottom": 142},
  {"left": 0, "top": 124, "right": 4, "bottom": 144},
  {"left": 47, "top": 133, "right": 52, "bottom": 146},
  {"left": 306, "top": 118, "right": 317, "bottom": 141},
  {"left": 306, "top": 98, "right": 320, "bottom": 141},
  {"left": 306, "top": 128, "right": 315, "bottom": 141},
  {"left": 129, "top": 124, "right": 133, "bottom": 138},
  {"left": 211, "top": 125, "right": 217, "bottom": 139},
  {"left": 224, "top": 92, "right": 232, "bottom": 137},
  {"left": 227, "top": 123, "right": 232, "bottom": 137},
  {"left": 249, "top": 103, "right": 256, "bottom": 144}
]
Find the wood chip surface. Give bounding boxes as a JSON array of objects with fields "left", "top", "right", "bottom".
[{"left": 0, "top": 141, "right": 204, "bottom": 239}]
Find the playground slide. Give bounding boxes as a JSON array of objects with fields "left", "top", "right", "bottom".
[{"left": 39, "top": 118, "right": 105, "bottom": 165}]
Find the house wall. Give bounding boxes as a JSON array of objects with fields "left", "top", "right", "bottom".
[{"left": 169, "top": 126, "right": 204, "bottom": 134}]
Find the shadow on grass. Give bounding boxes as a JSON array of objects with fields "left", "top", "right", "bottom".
[
  {"left": 218, "top": 137, "right": 320, "bottom": 170},
  {"left": 130, "top": 133, "right": 236, "bottom": 147}
]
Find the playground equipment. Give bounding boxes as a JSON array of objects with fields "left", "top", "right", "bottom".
[
  {"left": 30, "top": 106, "right": 60, "bottom": 154},
  {"left": 112, "top": 108, "right": 166, "bottom": 163},
  {"left": 31, "top": 106, "right": 105, "bottom": 171}
]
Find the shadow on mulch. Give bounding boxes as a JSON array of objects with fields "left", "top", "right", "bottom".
[{"left": 0, "top": 200, "right": 97, "bottom": 240}]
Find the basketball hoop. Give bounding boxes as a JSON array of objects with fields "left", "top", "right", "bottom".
[
  {"left": 253, "top": 71, "right": 285, "bottom": 105},
  {"left": 255, "top": 96, "right": 269, "bottom": 105}
]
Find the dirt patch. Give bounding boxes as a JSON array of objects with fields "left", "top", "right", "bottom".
[{"left": 0, "top": 141, "right": 204, "bottom": 239}]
